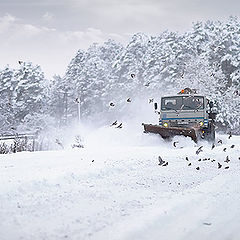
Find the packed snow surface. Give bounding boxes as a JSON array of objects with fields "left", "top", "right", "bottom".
[{"left": 0, "top": 125, "right": 240, "bottom": 240}]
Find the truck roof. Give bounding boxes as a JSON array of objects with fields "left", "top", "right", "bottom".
[{"left": 162, "top": 94, "right": 205, "bottom": 98}]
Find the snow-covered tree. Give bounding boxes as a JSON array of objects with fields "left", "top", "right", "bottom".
[
  {"left": 13, "top": 62, "right": 45, "bottom": 122},
  {"left": 1, "top": 17, "right": 240, "bottom": 134},
  {"left": 0, "top": 66, "right": 16, "bottom": 131}
]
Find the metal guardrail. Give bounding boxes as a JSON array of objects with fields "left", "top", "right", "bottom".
[
  {"left": 0, "top": 133, "right": 36, "bottom": 141},
  {"left": 0, "top": 133, "right": 37, "bottom": 153}
]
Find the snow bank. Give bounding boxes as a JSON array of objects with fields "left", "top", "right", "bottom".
[{"left": 0, "top": 131, "right": 239, "bottom": 239}]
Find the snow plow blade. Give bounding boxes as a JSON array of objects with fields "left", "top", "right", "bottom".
[{"left": 142, "top": 123, "right": 198, "bottom": 142}]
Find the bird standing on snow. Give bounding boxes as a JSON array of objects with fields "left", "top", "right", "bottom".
[
  {"left": 196, "top": 146, "right": 203, "bottom": 155},
  {"left": 144, "top": 82, "right": 150, "bottom": 87},
  {"left": 228, "top": 132, "right": 232, "bottom": 139},
  {"left": 126, "top": 98, "right": 131, "bottom": 102},
  {"left": 211, "top": 143, "right": 215, "bottom": 150},
  {"left": 18, "top": 61, "right": 23, "bottom": 65},
  {"left": 223, "top": 147, "right": 227, "bottom": 152},
  {"left": 158, "top": 156, "right": 165, "bottom": 166},
  {"left": 185, "top": 157, "right": 189, "bottom": 161},
  {"left": 224, "top": 156, "right": 230, "bottom": 163},
  {"left": 162, "top": 162, "right": 168, "bottom": 166},
  {"left": 218, "top": 139, "right": 223, "bottom": 144},
  {"left": 196, "top": 167, "right": 200, "bottom": 170},
  {"left": 230, "top": 145, "right": 235, "bottom": 148}
]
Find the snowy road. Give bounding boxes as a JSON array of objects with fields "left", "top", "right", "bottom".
[{"left": 0, "top": 131, "right": 240, "bottom": 240}]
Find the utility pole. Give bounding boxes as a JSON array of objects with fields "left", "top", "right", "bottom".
[
  {"left": 58, "top": 88, "right": 70, "bottom": 126},
  {"left": 76, "top": 95, "right": 81, "bottom": 124},
  {"left": 64, "top": 90, "right": 68, "bottom": 125}
]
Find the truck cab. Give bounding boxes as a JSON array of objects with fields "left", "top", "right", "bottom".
[
  {"left": 146, "top": 88, "right": 216, "bottom": 142},
  {"left": 158, "top": 94, "right": 208, "bottom": 129}
]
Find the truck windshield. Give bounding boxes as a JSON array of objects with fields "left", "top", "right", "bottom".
[{"left": 161, "top": 96, "right": 204, "bottom": 110}]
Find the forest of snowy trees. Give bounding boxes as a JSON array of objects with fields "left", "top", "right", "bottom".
[{"left": 0, "top": 17, "right": 240, "bottom": 135}]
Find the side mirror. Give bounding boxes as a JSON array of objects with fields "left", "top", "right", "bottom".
[
  {"left": 209, "top": 101, "right": 214, "bottom": 109},
  {"left": 154, "top": 103, "right": 158, "bottom": 110}
]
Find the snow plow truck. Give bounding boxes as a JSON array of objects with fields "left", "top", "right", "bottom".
[{"left": 143, "top": 88, "right": 217, "bottom": 142}]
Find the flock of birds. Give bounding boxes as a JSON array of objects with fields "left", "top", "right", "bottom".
[
  {"left": 109, "top": 73, "right": 154, "bottom": 129},
  {"left": 158, "top": 132, "right": 239, "bottom": 171},
  {"left": 108, "top": 73, "right": 239, "bottom": 171}
]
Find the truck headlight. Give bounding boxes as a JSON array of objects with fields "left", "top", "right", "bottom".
[
  {"left": 199, "top": 121, "right": 204, "bottom": 126},
  {"left": 163, "top": 122, "right": 168, "bottom": 127}
]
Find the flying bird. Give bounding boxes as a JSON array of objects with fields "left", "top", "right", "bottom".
[
  {"left": 210, "top": 73, "right": 215, "bottom": 77},
  {"left": 218, "top": 162, "right": 222, "bottom": 169},
  {"left": 218, "top": 139, "right": 223, "bottom": 144},
  {"left": 203, "top": 222, "right": 212, "bottom": 226},
  {"left": 149, "top": 98, "right": 154, "bottom": 103},
  {"left": 110, "top": 120, "right": 118, "bottom": 126},
  {"left": 130, "top": 73, "right": 135, "bottom": 78},
  {"left": 126, "top": 98, "right": 131, "bottom": 102},
  {"left": 109, "top": 102, "right": 115, "bottom": 107},
  {"left": 55, "top": 139, "right": 64, "bottom": 149},
  {"left": 211, "top": 143, "right": 215, "bottom": 150},
  {"left": 173, "top": 141, "right": 178, "bottom": 147},
  {"left": 18, "top": 61, "right": 23, "bottom": 65},
  {"left": 180, "top": 71, "right": 184, "bottom": 78},
  {"left": 144, "top": 82, "right": 150, "bottom": 87},
  {"left": 116, "top": 123, "right": 123, "bottom": 128}
]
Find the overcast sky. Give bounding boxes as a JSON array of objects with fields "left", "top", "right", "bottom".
[{"left": 1, "top": 0, "right": 240, "bottom": 78}]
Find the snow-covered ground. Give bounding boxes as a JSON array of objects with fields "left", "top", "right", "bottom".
[{"left": 0, "top": 124, "right": 240, "bottom": 240}]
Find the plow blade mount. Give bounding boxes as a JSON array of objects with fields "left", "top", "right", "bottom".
[{"left": 143, "top": 124, "right": 198, "bottom": 142}]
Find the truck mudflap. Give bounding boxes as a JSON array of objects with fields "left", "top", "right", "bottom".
[{"left": 142, "top": 123, "right": 198, "bottom": 142}]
